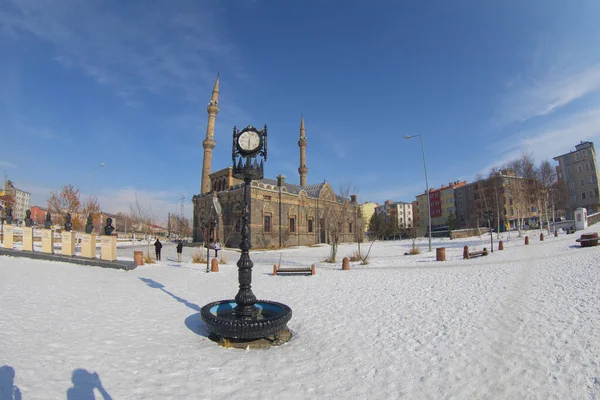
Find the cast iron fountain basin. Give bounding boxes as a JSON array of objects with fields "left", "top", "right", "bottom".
[{"left": 200, "top": 300, "right": 292, "bottom": 340}]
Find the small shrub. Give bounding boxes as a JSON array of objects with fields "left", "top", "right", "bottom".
[
  {"left": 192, "top": 251, "right": 206, "bottom": 264},
  {"left": 348, "top": 249, "right": 362, "bottom": 262},
  {"left": 323, "top": 257, "right": 336, "bottom": 263},
  {"left": 360, "top": 257, "right": 369, "bottom": 265},
  {"left": 219, "top": 254, "right": 227, "bottom": 264},
  {"left": 409, "top": 246, "right": 421, "bottom": 255},
  {"left": 144, "top": 254, "right": 155, "bottom": 264}
]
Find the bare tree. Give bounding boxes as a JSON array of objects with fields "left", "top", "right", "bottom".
[
  {"left": 320, "top": 198, "right": 352, "bottom": 263},
  {"left": 47, "top": 184, "right": 83, "bottom": 229},
  {"left": 536, "top": 160, "right": 556, "bottom": 233},
  {"left": 129, "top": 193, "right": 158, "bottom": 258},
  {"left": 484, "top": 168, "right": 504, "bottom": 239},
  {"left": 361, "top": 212, "right": 387, "bottom": 264},
  {"left": 116, "top": 212, "right": 135, "bottom": 236},
  {"left": 82, "top": 197, "right": 101, "bottom": 232}
]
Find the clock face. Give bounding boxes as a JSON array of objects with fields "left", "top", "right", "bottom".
[{"left": 238, "top": 130, "right": 261, "bottom": 153}]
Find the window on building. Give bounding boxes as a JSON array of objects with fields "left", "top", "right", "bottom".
[
  {"left": 349, "top": 222, "right": 353, "bottom": 233},
  {"left": 235, "top": 218, "right": 241, "bottom": 232},
  {"left": 589, "top": 190, "right": 594, "bottom": 199},
  {"left": 596, "top": 189, "right": 599, "bottom": 198},
  {"left": 582, "top": 192, "right": 586, "bottom": 200},
  {"left": 531, "top": 206, "right": 536, "bottom": 212},
  {"left": 308, "top": 218, "right": 314, "bottom": 233},
  {"left": 264, "top": 215, "right": 272, "bottom": 232},
  {"left": 578, "top": 165, "right": 583, "bottom": 173},
  {"left": 289, "top": 217, "right": 296, "bottom": 233},
  {"left": 589, "top": 176, "right": 594, "bottom": 184},
  {"left": 586, "top": 163, "right": 590, "bottom": 171},
  {"left": 264, "top": 195, "right": 271, "bottom": 201},
  {"left": 576, "top": 152, "right": 580, "bottom": 160},
  {"left": 580, "top": 178, "right": 585, "bottom": 186}
]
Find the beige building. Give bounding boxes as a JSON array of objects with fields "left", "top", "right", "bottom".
[
  {"left": 553, "top": 141, "right": 600, "bottom": 218},
  {"left": 454, "top": 170, "right": 542, "bottom": 230},
  {"left": 1, "top": 180, "right": 31, "bottom": 223},
  {"left": 360, "top": 201, "right": 378, "bottom": 231},
  {"left": 192, "top": 76, "right": 360, "bottom": 248}
]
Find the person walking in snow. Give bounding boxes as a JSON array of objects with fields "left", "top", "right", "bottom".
[
  {"left": 154, "top": 238, "right": 162, "bottom": 261},
  {"left": 176, "top": 240, "right": 183, "bottom": 262},
  {"left": 213, "top": 241, "right": 220, "bottom": 258}
]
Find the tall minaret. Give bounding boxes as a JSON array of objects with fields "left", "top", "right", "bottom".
[
  {"left": 298, "top": 114, "right": 308, "bottom": 187},
  {"left": 201, "top": 74, "right": 220, "bottom": 194}
]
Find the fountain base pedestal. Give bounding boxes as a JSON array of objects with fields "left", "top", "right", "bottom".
[{"left": 201, "top": 300, "right": 292, "bottom": 344}]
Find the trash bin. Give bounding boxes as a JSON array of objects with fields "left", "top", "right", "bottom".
[
  {"left": 436, "top": 247, "right": 446, "bottom": 261},
  {"left": 134, "top": 251, "right": 144, "bottom": 266}
]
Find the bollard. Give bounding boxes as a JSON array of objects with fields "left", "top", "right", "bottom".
[
  {"left": 273, "top": 264, "right": 278, "bottom": 275},
  {"left": 463, "top": 245, "right": 470, "bottom": 260},
  {"left": 311, "top": 264, "right": 316, "bottom": 275},
  {"left": 436, "top": 247, "right": 446, "bottom": 261},
  {"left": 210, "top": 258, "right": 219, "bottom": 272},
  {"left": 540, "top": 233, "right": 544, "bottom": 241},
  {"left": 498, "top": 240, "right": 504, "bottom": 250},
  {"left": 525, "top": 236, "right": 529, "bottom": 245},
  {"left": 342, "top": 257, "right": 350, "bottom": 270},
  {"left": 133, "top": 251, "right": 144, "bottom": 266},
  {"left": 554, "top": 230, "right": 558, "bottom": 237}
]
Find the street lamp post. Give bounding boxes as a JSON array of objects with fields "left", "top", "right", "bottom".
[
  {"left": 484, "top": 210, "right": 494, "bottom": 252},
  {"left": 404, "top": 135, "right": 432, "bottom": 252}
]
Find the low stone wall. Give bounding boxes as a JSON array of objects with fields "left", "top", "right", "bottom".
[
  {"left": 587, "top": 212, "right": 600, "bottom": 226},
  {"left": 450, "top": 228, "right": 488, "bottom": 240}
]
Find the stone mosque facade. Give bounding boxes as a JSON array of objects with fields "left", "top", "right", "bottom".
[{"left": 192, "top": 75, "right": 361, "bottom": 248}]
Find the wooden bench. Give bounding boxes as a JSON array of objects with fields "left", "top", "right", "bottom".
[
  {"left": 469, "top": 249, "right": 488, "bottom": 258},
  {"left": 576, "top": 233, "right": 599, "bottom": 247},
  {"left": 273, "top": 264, "right": 316, "bottom": 275},
  {"left": 463, "top": 246, "right": 488, "bottom": 259}
]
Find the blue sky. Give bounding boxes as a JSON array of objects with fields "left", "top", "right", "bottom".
[{"left": 2, "top": 0, "right": 600, "bottom": 223}]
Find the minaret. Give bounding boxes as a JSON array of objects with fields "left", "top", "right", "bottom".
[
  {"left": 201, "top": 74, "right": 220, "bottom": 194},
  {"left": 298, "top": 114, "right": 308, "bottom": 187}
]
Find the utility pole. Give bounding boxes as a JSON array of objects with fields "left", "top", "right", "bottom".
[
  {"left": 168, "top": 212, "right": 171, "bottom": 239},
  {"left": 180, "top": 194, "right": 185, "bottom": 239}
]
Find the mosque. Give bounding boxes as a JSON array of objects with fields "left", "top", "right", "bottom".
[{"left": 192, "top": 75, "right": 361, "bottom": 248}]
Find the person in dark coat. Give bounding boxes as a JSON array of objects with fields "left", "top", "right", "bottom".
[
  {"left": 176, "top": 240, "right": 183, "bottom": 262},
  {"left": 154, "top": 238, "right": 162, "bottom": 261}
]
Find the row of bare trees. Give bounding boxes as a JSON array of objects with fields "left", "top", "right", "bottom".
[
  {"left": 480, "top": 153, "right": 567, "bottom": 238},
  {"left": 47, "top": 184, "right": 100, "bottom": 231}
]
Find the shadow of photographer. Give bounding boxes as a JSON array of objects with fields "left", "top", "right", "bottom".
[
  {"left": 67, "top": 369, "right": 112, "bottom": 400},
  {"left": 0, "top": 365, "right": 22, "bottom": 400}
]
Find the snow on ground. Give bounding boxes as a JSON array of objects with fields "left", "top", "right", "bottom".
[{"left": 1, "top": 227, "right": 600, "bottom": 399}]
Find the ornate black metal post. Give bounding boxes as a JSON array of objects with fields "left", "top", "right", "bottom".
[
  {"left": 200, "top": 124, "right": 292, "bottom": 344},
  {"left": 233, "top": 176, "right": 258, "bottom": 317}
]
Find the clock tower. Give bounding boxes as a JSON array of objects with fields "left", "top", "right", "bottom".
[
  {"left": 201, "top": 74, "right": 220, "bottom": 194},
  {"left": 298, "top": 114, "right": 308, "bottom": 187}
]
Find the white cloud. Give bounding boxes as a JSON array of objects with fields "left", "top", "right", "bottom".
[
  {"left": 96, "top": 187, "right": 192, "bottom": 224},
  {"left": 484, "top": 106, "right": 600, "bottom": 172},
  {"left": 495, "top": 64, "right": 600, "bottom": 125},
  {"left": 0, "top": 0, "right": 241, "bottom": 104},
  {"left": 0, "top": 161, "right": 17, "bottom": 169}
]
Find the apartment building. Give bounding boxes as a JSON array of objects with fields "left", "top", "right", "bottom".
[
  {"left": 454, "top": 170, "right": 541, "bottom": 230},
  {"left": 415, "top": 181, "right": 466, "bottom": 236},
  {"left": 1, "top": 180, "right": 31, "bottom": 223},
  {"left": 553, "top": 141, "right": 600, "bottom": 218},
  {"left": 375, "top": 200, "right": 414, "bottom": 228}
]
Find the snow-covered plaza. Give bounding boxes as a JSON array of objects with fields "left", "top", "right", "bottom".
[{"left": 1, "top": 226, "right": 599, "bottom": 399}]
